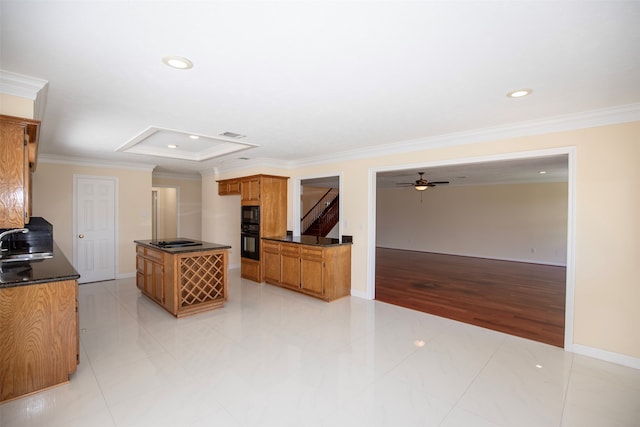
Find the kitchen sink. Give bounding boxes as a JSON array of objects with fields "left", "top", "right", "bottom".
[
  {"left": 151, "top": 240, "right": 202, "bottom": 248},
  {"left": 0, "top": 252, "right": 53, "bottom": 263}
]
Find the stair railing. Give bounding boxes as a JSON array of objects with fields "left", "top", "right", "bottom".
[{"left": 301, "top": 188, "right": 339, "bottom": 234}]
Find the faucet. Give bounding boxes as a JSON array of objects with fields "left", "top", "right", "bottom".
[{"left": 0, "top": 228, "right": 29, "bottom": 257}]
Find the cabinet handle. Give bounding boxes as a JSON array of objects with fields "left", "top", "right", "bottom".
[{"left": 78, "top": 234, "right": 84, "bottom": 239}]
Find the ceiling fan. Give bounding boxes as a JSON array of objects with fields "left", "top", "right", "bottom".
[{"left": 396, "top": 172, "right": 449, "bottom": 191}]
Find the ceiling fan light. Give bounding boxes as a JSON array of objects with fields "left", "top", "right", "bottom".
[{"left": 414, "top": 185, "right": 429, "bottom": 191}]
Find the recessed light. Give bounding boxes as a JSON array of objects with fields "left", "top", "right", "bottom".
[
  {"left": 167, "top": 144, "right": 178, "bottom": 149},
  {"left": 538, "top": 170, "right": 547, "bottom": 174},
  {"left": 507, "top": 89, "right": 533, "bottom": 98},
  {"left": 162, "top": 56, "right": 193, "bottom": 70},
  {"left": 189, "top": 135, "right": 200, "bottom": 140}
]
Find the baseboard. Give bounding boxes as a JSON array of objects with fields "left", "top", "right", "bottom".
[
  {"left": 571, "top": 344, "right": 640, "bottom": 370},
  {"left": 377, "top": 247, "right": 567, "bottom": 267},
  {"left": 350, "top": 289, "right": 369, "bottom": 300}
]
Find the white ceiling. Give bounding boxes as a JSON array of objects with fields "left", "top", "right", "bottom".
[{"left": 1, "top": 1, "right": 639, "bottom": 178}]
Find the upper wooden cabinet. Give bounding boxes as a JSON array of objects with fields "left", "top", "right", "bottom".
[
  {"left": 217, "top": 178, "right": 240, "bottom": 195},
  {"left": 0, "top": 114, "right": 40, "bottom": 228},
  {"left": 240, "top": 176, "right": 261, "bottom": 205},
  {"left": 218, "top": 174, "right": 288, "bottom": 282},
  {"left": 217, "top": 174, "right": 287, "bottom": 210}
]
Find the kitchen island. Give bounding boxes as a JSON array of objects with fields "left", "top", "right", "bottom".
[
  {"left": 134, "top": 239, "right": 231, "bottom": 318},
  {"left": 0, "top": 244, "right": 80, "bottom": 403},
  {"left": 262, "top": 235, "right": 352, "bottom": 301}
]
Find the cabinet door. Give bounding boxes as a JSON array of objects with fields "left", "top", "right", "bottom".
[
  {"left": 0, "top": 121, "right": 27, "bottom": 228},
  {"left": 135, "top": 251, "right": 145, "bottom": 291},
  {"left": 241, "top": 258, "right": 261, "bottom": 282},
  {"left": 263, "top": 242, "right": 281, "bottom": 283},
  {"left": 0, "top": 279, "right": 78, "bottom": 402},
  {"left": 218, "top": 179, "right": 240, "bottom": 195},
  {"left": 280, "top": 244, "right": 300, "bottom": 288},
  {"left": 241, "top": 177, "right": 261, "bottom": 204},
  {"left": 151, "top": 261, "right": 164, "bottom": 303},
  {"left": 143, "top": 258, "right": 154, "bottom": 295},
  {"left": 300, "top": 248, "right": 324, "bottom": 296}
]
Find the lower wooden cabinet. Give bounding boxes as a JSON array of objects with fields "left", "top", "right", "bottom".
[
  {"left": 136, "top": 246, "right": 165, "bottom": 304},
  {"left": 0, "top": 279, "right": 78, "bottom": 402},
  {"left": 241, "top": 258, "right": 261, "bottom": 283},
  {"left": 262, "top": 240, "right": 351, "bottom": 301}
]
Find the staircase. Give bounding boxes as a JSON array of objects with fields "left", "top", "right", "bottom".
[{"left": 301, "top": 189, "right": 339, "bottom": 237}]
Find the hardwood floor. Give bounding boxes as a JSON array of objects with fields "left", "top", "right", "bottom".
[{"left": 375, "top": 248, "right": 566, "bottom": 347}]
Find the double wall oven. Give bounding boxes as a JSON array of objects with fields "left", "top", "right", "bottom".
[{"left": 241, "top": 206, "right": 260, "bottom": 260}]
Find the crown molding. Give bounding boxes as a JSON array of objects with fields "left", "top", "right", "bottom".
[
  {"left": 38, "top": 102, "right": 640, "bottom": 177},
  {"left": 38, "top": 154, "right": 155, "bottom": 172},
  {"left": 291, "top": 103, "right": 640, "bottom": 168},
  {"left": 152, "top": 171, "right": 202, "bottom": 181},
  {"left": 0, "top": 70, "right": 50, "bottom": 120},
  {"left": 0, "top": 70, "right": 48, "bottom": 99}
]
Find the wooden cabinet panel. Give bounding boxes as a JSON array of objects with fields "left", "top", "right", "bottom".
[
  {"left": 151, "top": 261, "right": 164, "bottom": 304},
  {"left": 136, "top": 245, "right": 228, "bottom": 317},
  {"left": 280, "top": 244, "right": 300, "bottom": 289},
  {"left": 0, "top": 121, "right": 27, "bottom": 228},
  {"left": 263, "top": 240, "right": 351, "bottom": 301},
  {"left": 220, "top": 174, "right": 289, "bottom": 282},
  {"left": 137, "top": 247, "right": 164, "bottom": 304},
  {"left": 0, "top": 280, "right": 78, "bottom": 402},
  {"left": 218, "top": 179, "right": 240, "bottom": 195},
  {"left": 300, "top": 255, "right": 323, "bottom": 296},
  {"left": 263, "top": 241, "right": 281, "bottom": 283},
  {"left": 0, "top": 115, "right": 39, "bottom": 228},
  {"left": 241, "top": 177, "right": 261, "bottom": 205},
  {"left": 241, "top": 258, "right": 261, "bottom": 283}
]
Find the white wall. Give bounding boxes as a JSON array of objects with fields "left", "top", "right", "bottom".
[
  {"left": 152, "top": 175, "right": 202, "bottom": 240},
  {"left": 32, "top": 161, "right": 152, "bottom": 276},
  {"left": 202, "top": 122, "right": 640, "bottom": 362},
  {"left": 376, "top": 182, "right": 568, "bottom": 265}
]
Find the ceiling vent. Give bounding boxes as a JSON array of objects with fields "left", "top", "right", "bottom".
[{"left": 220, "top": 131, "right": 246, "bottom": 139}]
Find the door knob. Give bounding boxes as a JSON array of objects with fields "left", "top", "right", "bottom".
[{"left": 78, "top": 234, "right": 84, "bottom": 239}]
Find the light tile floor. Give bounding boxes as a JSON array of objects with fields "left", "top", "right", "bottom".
[{"left": 2, "top": 269, "right": 639, "bottom": 427}]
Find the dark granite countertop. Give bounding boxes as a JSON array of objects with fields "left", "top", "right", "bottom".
[
  {"left": 134, "top": 238, "right": 231, "bottom": 254},
  {"left": 262, "top": 235, "right": 353, "bottom": 246},
  {"left": 0, "top": 243, "right": 80, "bottom": 289}
]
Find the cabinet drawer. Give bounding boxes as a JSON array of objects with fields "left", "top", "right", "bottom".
[
  {"left": 262, "top": 241, "right": 280, "bottom": 253},
  {"left": 136, "top": 246, "right": 145, "bottom": 256},
  {"left": 300, "top": 246, "right": 323, "bottom": 260},
  {"left": 144, "top": 248, "right": 163, "bottom": 263},
  {"left": 281, "top": 243, "right": 300, "bottom": 256}
]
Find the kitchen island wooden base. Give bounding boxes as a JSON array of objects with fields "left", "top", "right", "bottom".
[{"left": 136, "top": 243, "right": 229, "bottom": 318}]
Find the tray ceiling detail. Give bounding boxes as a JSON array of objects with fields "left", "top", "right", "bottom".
[{"left": 116, "top": 127, "right": 258, "bottom": 161}]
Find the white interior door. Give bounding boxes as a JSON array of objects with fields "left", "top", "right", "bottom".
[{"left": 74, "top": 175, "right": 116, "bottom": 283}]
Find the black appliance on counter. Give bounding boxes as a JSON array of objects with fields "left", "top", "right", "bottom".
[
  {"left": 1, "top": 217, "right": 54, "bottom": 255},
  {"left": 240, "top": 206, "right": 260, "bottom": 260}
]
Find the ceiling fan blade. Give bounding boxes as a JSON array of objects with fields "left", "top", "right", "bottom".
[{"left": 430, "top": 181, "right": 450, "bottom": 185}]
